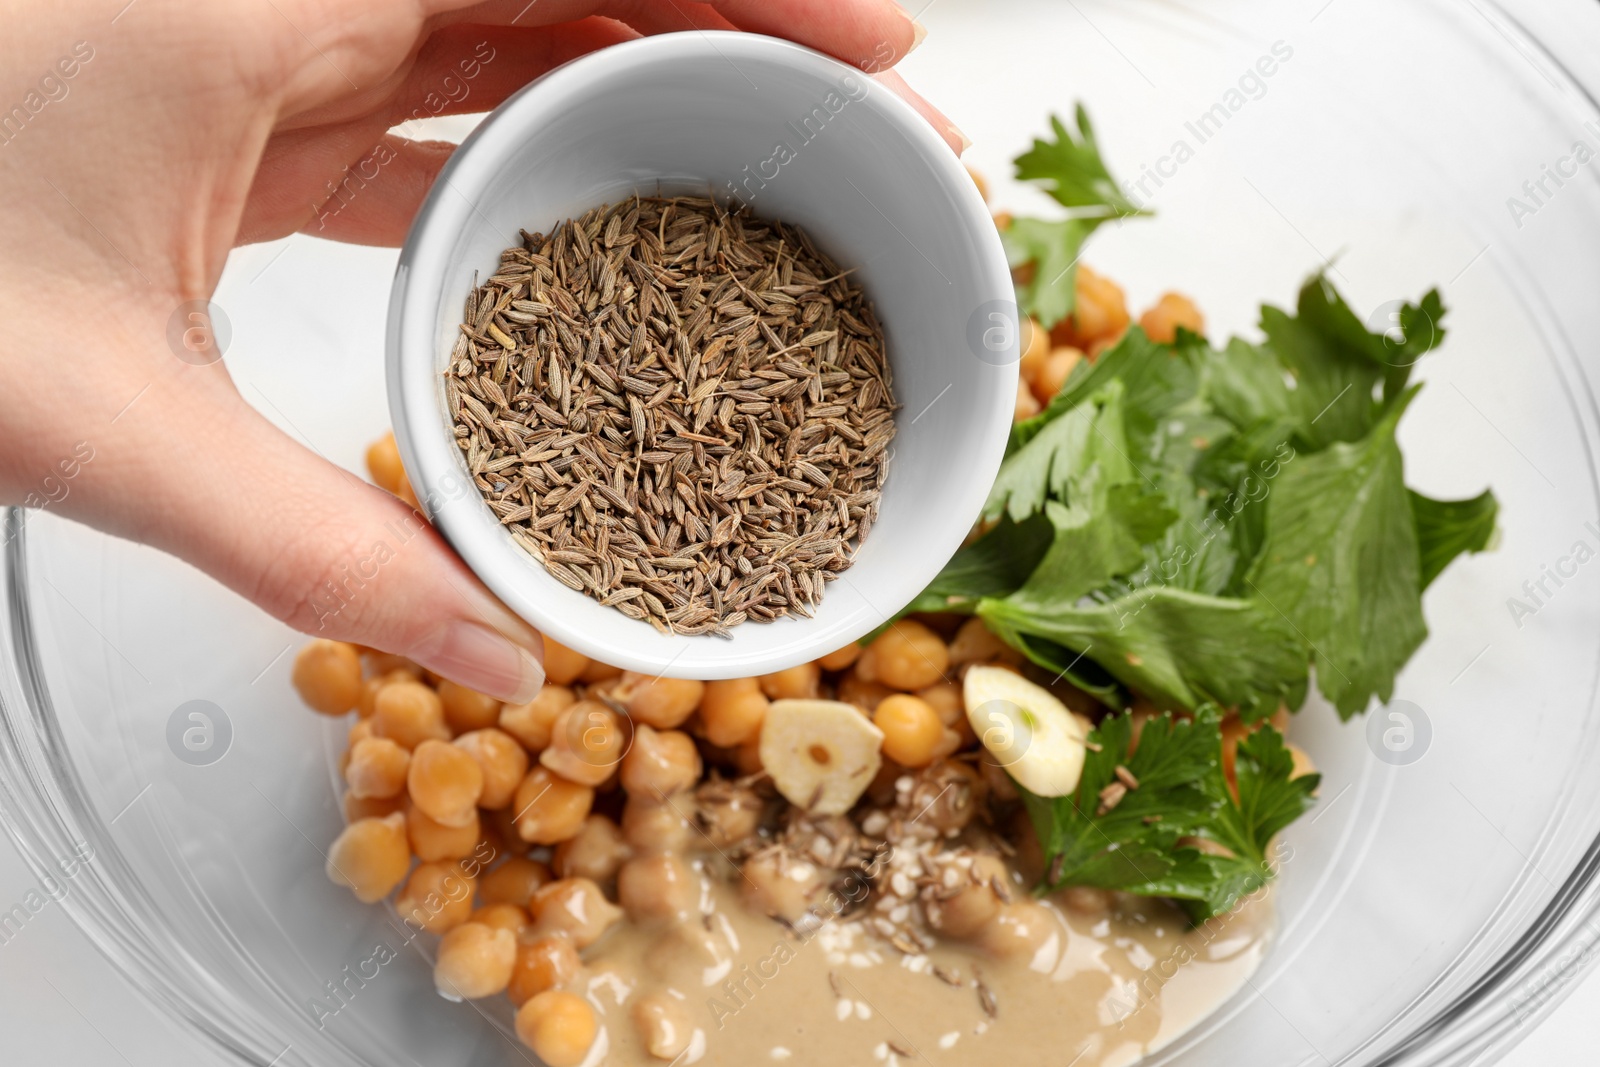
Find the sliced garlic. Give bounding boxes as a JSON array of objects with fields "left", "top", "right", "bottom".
[
  {"left": 963, "top": 665, "right": 1090, "bottom": 797},
  {"left": 758, "top": 699, "right": 883, "bottom": 815}
]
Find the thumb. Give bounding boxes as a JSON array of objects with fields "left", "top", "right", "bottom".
[{"left": 83, "top": 365, "right": 546, "bottom": 703}]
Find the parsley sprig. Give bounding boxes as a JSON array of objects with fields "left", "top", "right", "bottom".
[
  {"left": 1001, "top": 106, "right": 1150, "bottom": 329},
  {"left": 1021, "top": 708, "right": 1320, "bottom": 921},
  {"left": 918, "top": 108, "right": 1499, "bottom": 917}
]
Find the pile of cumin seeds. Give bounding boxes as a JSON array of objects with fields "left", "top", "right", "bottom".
[{"left": 446, "top": 195, "right": 897, "bottom": 636}]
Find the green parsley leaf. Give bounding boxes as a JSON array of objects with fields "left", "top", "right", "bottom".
[
  {"left": 1025, "top": 709, "right": 1319, "bottom": 922},
  {"left": 898, "top": 512, "right": 1053, "bottom": 615},
  {"left": 1244, "top": 390, "right": 1427, "bottom": 718},
  {"left": 1263, "top": 276, "right": 1445, "bottom": 449},
  {"left": 1002, "top": 217, "right": 1100, "bottom": 331},
  {"left": 979, "top": 586, "right": 1307, "bottom": 721},
  {"left": 1014, "top": 106, "right": 1146, "bottom": 217},
  {"left": 1410, "top": 487, "right": 1499, "bottom": 590},
  {"left": 1002, "top": 106, "right": 1149, "bottom": 328},
  {"left": 985, "top": 377, "right": 1137, "bottom": 523},
  {"left": 1021, "top": 709, "right": 1217, "bottom": 893}
]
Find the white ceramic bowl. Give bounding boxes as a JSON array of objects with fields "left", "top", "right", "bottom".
[{"left": 389, "top": 31, "right": 1016, "bottom": 678}]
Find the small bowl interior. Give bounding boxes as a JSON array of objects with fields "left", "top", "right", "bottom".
[{"left": 390, "top": 33, "right": 1015, "bottom": 678}]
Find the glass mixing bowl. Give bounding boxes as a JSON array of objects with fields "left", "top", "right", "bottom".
[{"left": 3, "top": 0, "right": 1600, "bottom": 1064}]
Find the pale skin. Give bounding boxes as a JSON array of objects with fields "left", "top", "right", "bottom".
[{"left": 0, "top": 0, "right": 960, "bottom": 702}]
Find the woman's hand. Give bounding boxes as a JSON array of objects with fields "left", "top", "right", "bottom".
[{"left": 0, "top": 0, "right": 956, "bottom": 700}]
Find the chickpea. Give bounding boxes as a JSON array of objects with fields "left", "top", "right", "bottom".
[
  {"left": 1138, "top": 291, "right": 1205, "bottom": 344},
  {"left": 344, "top": 737, "right": 411, "bottom": 799},
  {"left": 453, "top": 728, "right": 529, "bottom": 810},
  {"left": 292, "top": 640, "right": 363, "bottom": 715},
  {"left": 1034, "top": 347, "right": 1084, "bottom": 404},
  {"left": 816, "top": 642, "right": 863, "bottom": 672},
  {"left": 917, "top": 680, "right": 976, "bottom": 747},
  {"left": 343, "top": 789, "right": 404, "bottom": 823},
  {"left": 436, "top": 680, "right": 502, "bottom": 734},
  {"left": 357, "top": 669, "right": 416, "bottom": 718},
  {"left": 508, "top": 935, "right": 584, "bottom": 1006},
  {"left": 621, "top": 797, "right": 695, "bottom": 854},
  {"left": 698, "top": 678, "right": 769, "bottom": 747},
  {"left": 1014, "top": 377, "right": 1041, "bottom": 421},
  {"left": 325, "top": 813, "right": 410, "bottom": 903},
  {"left": 373, "top": 681, "right": 450, "bottom": 750},
  {"left": 471, "top": 902, "right": 532, "bottom": 936},
  {"left": 407, "top": 739, "right": 483, "bottom": 827},
  {"left": 836, "top": 671, "right": 895, "bottom": 713},
  {"left": 434, "top": 922, "right": 517, "bottom": 1000},
  {"left": 541, "top": 701, "right": 627, "bottom": 787},
  {"left": 947, "top": 617, "right": 1005, "bottom": 667},
  {"left": 740, "top": 845, "right": 826, "bottom": 922},
  {"left": 621, "top": 725, "right": 702, "bottom": 799},
  {"left": 1059, "top": 885, "right": 1112, "bottom": 916},
  {"left": 342, "top": 719, "right": 376, "bottom": 774},
  {"left": 1087, "top": 332, "right": 1123, "bottom": 360},
  {"left": 632, "top": 990, "right": 693, "bottom": 1060},
  {"left": 874, "top": 695, "right": 948, "bottom": 768},
  {"left": 513, "top": 767, "right": 594, "bottom": 845},
  {"left": 732, "top": 738, "right": 764, "bottom": 777},
  {"left": 616, "top": 672, "right": 704, "bottom": 729},
  {"left": 406, "top": 802, "right": 480, "bottom": 862},
  {"left": 758, "top": 662, "right": 820, "bottom": 700},
  {"left": 553, "top": 814, "right": 631, "bottom": 884},
  {"left": 577, "top": 659, "right": 623, "bottom": 685},
  {"left": 529, "top": 878, "right": 623, "bottom": 948},
  {"left": 927, "top": 853, "right": 1010, "bottom": 939},
  {"left": 908, "top": 760, "right": 987, "bottom": 835},
  {"left": 857, "top": 620, "right": 949, "bottom": 691},
  {"left": 479, "top": 856, "right": 553, "bottom": 908},
  {"left": 541, "top": 635, "right": 590, "bottom": 686},
  {"left": 1071, "top": 265, "right": 1130, "bottom": 348},
  {"left": 1018, "top": 315, "right": 1050, "bottom": 389},
  {"left": 365, "top": 431, "right": 405, "bottom": 494},
  {"left": 500, "top": 684, "right": 576, "bottom": 752},
  {"left": 356, "top": 676, "right": 383, "bottom": 719},
  {"left": 618, "top": 853, "right": 699, "bottom": 926},
  {"left": 1288, "top": 743, "right": 1317, "bottom": 784},
  {"left": 967, "top": 166, "right": 990, "bottom": 203},
  {"left": 584, "top": 674, "right": 625, "bottom": 705},
  {"left": 515, "top": 990, "right": 598, "bottom": 1067},
  {"left": 979, "top": 899, "right": 1062, "bottom": 960},
  {"left": 693, "top": 780, "right": 764, "bottom": 849},
  {"left": 396, "top": 861, "right": 477, "bottom": 934}
]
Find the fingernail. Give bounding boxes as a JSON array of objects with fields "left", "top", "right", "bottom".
[
  {"left": 949, "top": 124, "right": 972, "bottom": 156},
  {"left": 908, "top": 19, "right": 928, "bottom": 54},
  {"left": 411, "top": 620, "right": 545, "bottom": 703}
]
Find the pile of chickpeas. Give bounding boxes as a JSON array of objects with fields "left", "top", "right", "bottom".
[{"left": 293, "top": 608, "right": 1008, "bottom": 1065}]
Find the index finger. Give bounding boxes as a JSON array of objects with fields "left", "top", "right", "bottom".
[{"left": 424, "top": 0, "right": 925, "bottom": 72}]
